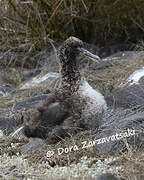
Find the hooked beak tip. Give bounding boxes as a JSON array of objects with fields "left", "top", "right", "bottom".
[{"left": 78, "top": 47, "right": 101, "bottom": 63}]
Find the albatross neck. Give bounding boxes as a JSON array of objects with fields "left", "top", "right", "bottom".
[{"left": 60, "top": 55, "right": 82, "bottom": 94}]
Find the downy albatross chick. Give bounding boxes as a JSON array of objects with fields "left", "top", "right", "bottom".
[{"left": 23, "top": 37, "right": 107, "bottom": 143}]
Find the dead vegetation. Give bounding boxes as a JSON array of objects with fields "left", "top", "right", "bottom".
[
  {"left": 112, "top": 150, "right": 144, "bottom": 180},
  {"left": 0, "top": 0, "right": 144, "bottom": 68},
  {"left": 0, "top": 1, "right": 144, "bottom": 179},
  {"left": 0, "top": 130, "right": 144, "bottom": 179}
]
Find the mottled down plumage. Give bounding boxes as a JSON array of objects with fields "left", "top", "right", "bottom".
[{"left": 23, "top": 37, "right": 107, "bottom": 143}]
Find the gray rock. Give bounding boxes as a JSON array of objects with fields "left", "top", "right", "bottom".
[
  {"left": 95, "top": 173, "right": 120, "bottom": 180},
  {"left": 20, "top": 72, "right": 60, "bottom": 90},
  {"left": 39, "top": 72, "right": 60, "bottom": 83},
  {"left": 105, "top": 83, "right": 144, "bottom": 109},
  {"left": 98, "top": 43, "right": 135, "bottom": 58},
  {"left": 0, "top": 116, "right": 23, "bottom": 136},
  {"left": 103, "top": 50, "right": 141, "bottom": 60},
  {"left": 19, "top": 138, "right": 45, "bottom": 152},
  {"left": 0, "top": 129, "right": 4, "bottom": 137},
  {"left": 0, "top": 117, "right": 22, "bottom": 131},
  {"left": 122, "top": 67, "right": 144, "bottom": 86},
  {"left": 0, "top": 84, "right": 13, "bottom": 97},
  {"left": 21, "top": 69, "right": 41, "bottom": 81},
  {"left": 9, "top": 126, "right": 26, "bottom": 139},
  {"left": 94, "top": 110, "right": 144, "bottom": 155}
]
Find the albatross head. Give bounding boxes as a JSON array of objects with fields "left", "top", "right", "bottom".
[{"left": 58, "top": 36, "right": 101, "bottom": 65}]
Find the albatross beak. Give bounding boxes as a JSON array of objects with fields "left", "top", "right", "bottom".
[{"left": 77, "top": 47, "right": 101, "bottom": 63}]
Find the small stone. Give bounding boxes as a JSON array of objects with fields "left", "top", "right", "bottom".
[{"left": 94, "top": 173, "right": 120, "bottom": 180}]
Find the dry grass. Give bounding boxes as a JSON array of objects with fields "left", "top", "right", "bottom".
[
  {"left": 0, "top": 130, "right": 144, "bottom": 179},
  {"left": 0, "top": 0, "right": 144, "bottom": 68},
  {"left": 112, "top": 150, "right": 144, "bottom": 180}
]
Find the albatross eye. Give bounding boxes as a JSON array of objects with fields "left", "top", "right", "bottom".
[{"left": 65, "top": 48, "right": 71, "bottom": 55}]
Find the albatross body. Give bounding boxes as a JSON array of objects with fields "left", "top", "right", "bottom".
[
  {"left": 58, "top": 36, "right": 107, "bottom": 128},
  {"left": 23, "top": 37, "right": 107, "bottom": 142}
]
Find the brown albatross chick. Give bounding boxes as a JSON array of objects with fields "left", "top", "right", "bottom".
[{"left": 23, "top": 37, "right": 107, "bottom": 143}]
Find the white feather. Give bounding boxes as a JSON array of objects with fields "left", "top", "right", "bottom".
[{"left": 78, "top": 80, "right": 107, "bottom": 127}]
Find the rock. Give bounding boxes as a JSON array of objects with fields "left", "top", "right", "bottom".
[
  {"left": 0, "top": 130, "right": 3, "bottom": 137},
  {"left": 39, "top": 72, "right": 60, "bottom": 83},
  {"left": 122, "top": 67, "right": 144, "bottom": 86},
  {"left": 21, "top": 69, "right": 41, "bottom": 81},
  {"left": 94, "top": 173, "right": 120, "bottom": 180},
  {"left": 0, "top": 84, "right": 13, "bottom": 97},
  {"left": 95, "top": 51, "right": 144, "bottom": 71},
  {"left": 9, "top": 126, "right": 26, "bottom": 139},
  {"left": 0, "top": 117, "right": 22, "bottom": 132},
  {"left": 13, "top": 94, "right": 52, "bottom": 111},
  {"left": 19, "top": 138, "right": 45, "bottom": 152},
  {"left": 105, "top": 82, "right": 144, "bottom": 109},
  {"left": 98, "top": 43, "right": 135, "bottom": 58},
  {"left": 20, "top": 72, "right": 60, "bottom": 90},
  {"left": 93, "top": 110, "right": 144, "bottom": 155},
  {"left": 103, "top": 51, "right": 142, "bottom": 60},
  {"left": 104, "top": 62, "right": 144, "bottom": 109}
]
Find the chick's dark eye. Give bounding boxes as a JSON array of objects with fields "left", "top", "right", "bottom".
[
  {"left": 74, "top": 46, "right": 80, "bottom": 53},
  {"left": 65, "top": 47, "right": 72, "bottom": 56}
]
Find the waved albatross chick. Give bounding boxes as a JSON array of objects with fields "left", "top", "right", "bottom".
[{"left": 23, "top": 37, "right": 107, "bottom": 143}]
